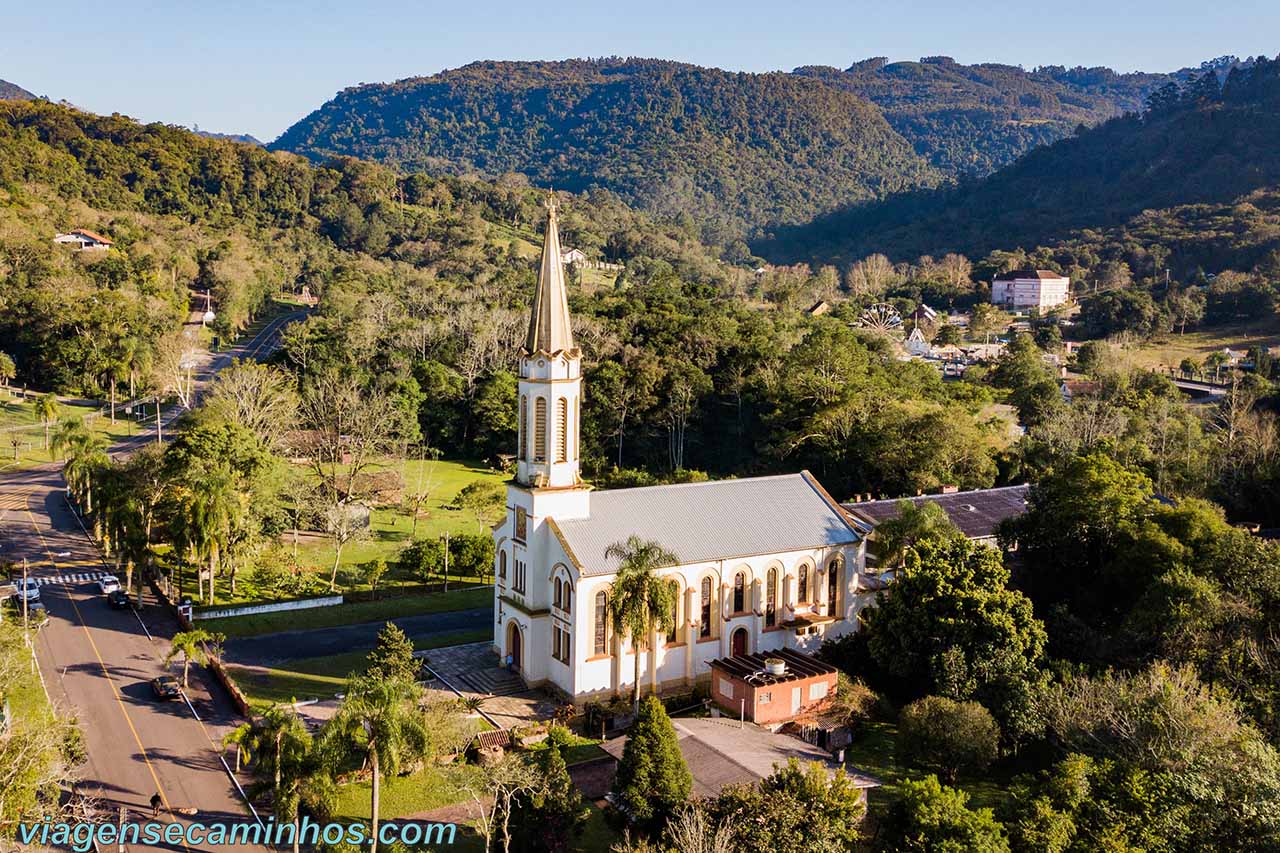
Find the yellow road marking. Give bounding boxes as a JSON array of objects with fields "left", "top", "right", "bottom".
[{"left": 23, "top": 497, "right": 192, "bottom": 851}]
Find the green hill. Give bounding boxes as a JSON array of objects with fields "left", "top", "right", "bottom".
[
  {"left": 270, "top": 58, "right": 940, "bottom": 243},
  {"left": 762, "top": 55, "right": 1280, "bottom": 266},
  {"left": 793, "top": 55, "right": 1195, "bottom": 176}
]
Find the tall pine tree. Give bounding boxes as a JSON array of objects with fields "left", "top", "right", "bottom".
[{"left": 612, "top": 695, "right": 692, "bottom": 829}]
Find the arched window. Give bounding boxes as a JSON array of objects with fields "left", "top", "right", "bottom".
[
  {"left": 828, "top": 557, "right": 840, "bottom": 614},
  {"left": 666, "top": 580, "right": 681, "bottom": 642},
  {"left": 798, "top": 564, "right": 809, "bottom": 603},
  {"left": 574, "top": 397, "right": 580, "bottom": 458},
  {"left": 518, "top": 396, "right": 528, "bottom": 461},
  {"left": 499, "top": 550, "right": 507, "bottom": 579},
  {"left": 554, "top": 577, "right": 562, "bottom": 609},
  {"left": 534, "top": 398, "right": 548, "bottom": 462},
  {"left": 766, "top": 567, "right": 777, "bottom": 627},
  {"left": 555, "top": 398, "right": 569, "bottom": 462},
  {"left": 733, "top": 572, "right": 745, "bottom": 613},
  {"left": 700, "top": 577, "right": 713, "bottom": 638},
  {"left": 563, "top": 582, "right": 572, "bottom": 614},
  {"left": 594, "top": 591, "right": 608, "bottom": 656}
]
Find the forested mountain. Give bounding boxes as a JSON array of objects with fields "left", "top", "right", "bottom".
[
  {"left": 793, "top": 55, "right": 1192, "bottom": 176},
  {"left": 270, "top": 58, "right": 940, "bottom": 244},
  {"left": 0, "top": 78, "right": 35, "bottom": 100},
  {"left": 191, "top": 128, "right": 263, "bottom": 146},
  {"left": 764, "top": 55, "right": 1280, "bottom": 267}
]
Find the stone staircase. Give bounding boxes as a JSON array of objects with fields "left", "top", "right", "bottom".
[{"left": 457, "top": 666, "right": 529, "bottom": 698}]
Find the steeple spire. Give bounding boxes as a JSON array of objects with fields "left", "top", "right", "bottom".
[{"left": 524, "top": 192, "right": 576, "bottom": 356}]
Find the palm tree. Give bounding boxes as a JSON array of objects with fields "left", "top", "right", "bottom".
[
  {"left": 225, "top": 706, "right": 334, "bottom": 853},
  {"left": 185, "top": 462, "right": 241, "bottom": 605},
  {"left": 53, "top": 418, "right": 108, "bottom": 514},
  {"left": 164, "top": 628, "right": 223, "bottom": 687},
  {"left": 35, "top": 392, "right": 59, "bottom": 451},
  {"left": 604, "top": 536, "right": 679, "bottom": 709},
  {"left": 321, "top": 675, "right": 428, "bottom": 853}
]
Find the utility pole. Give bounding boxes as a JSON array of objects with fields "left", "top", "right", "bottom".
[
  {"left": 155, "top": 399, "right": 162, "bottom": 445},
  {"left": 443, "top": 531, "right": 450, "bottom": 594}
]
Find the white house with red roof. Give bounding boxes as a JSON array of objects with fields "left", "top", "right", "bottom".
[{"left": 54, "top": 228, "right": 113, "bottom": 251}]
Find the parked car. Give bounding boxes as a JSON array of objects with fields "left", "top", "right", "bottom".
[
  {"left": 150, "top": 675, "right": 181, "bottom": 701},
  {"left": 13, "top": 577, "right": 41, "bottom": 603},
  {"left": 106, "top": 590, "right": 132, "bottom": 610},
  {"left": 97, "top": 575, "right": 121, "bottom": 595}
]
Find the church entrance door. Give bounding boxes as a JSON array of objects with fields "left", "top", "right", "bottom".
[
  {"left": 731, "top": 627, "right": 748, "bottom": 657},
  {"left": 507, "top": 622, "right": 522, "bottom": 672}
]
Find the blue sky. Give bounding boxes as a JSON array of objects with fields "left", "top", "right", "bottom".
[{"left": 4, "top": 0, "right": 1276, "bottom": 142}]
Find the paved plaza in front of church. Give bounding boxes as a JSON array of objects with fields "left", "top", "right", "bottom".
[{"left": 422, "top": 641, "right": 561, "bottom": 729}]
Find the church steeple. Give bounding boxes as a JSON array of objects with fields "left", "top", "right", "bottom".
[
  {"left": 515, "top": 191, "right": 584, "bottom": 490},
  {"left": 524, "top": 193, "right": 577, "bottom": 357}
]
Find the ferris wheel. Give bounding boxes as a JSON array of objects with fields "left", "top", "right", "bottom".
[{"left": 857, "top": 302, "right": 903, "bottom": 334}]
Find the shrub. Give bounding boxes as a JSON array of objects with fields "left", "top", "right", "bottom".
[
  {"left": 612, "top": 695, "right": 691, "bottom": 828},
  {"left": 880, "top": 775, "right": 1009, "bottom": 852},
  {"left": 897, "top": 695, "right": 1000, "bottom": 782}
]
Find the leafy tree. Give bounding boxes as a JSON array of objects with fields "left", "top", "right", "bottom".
[
  {"left": 364, "top": 622, "right": 417, "bottom": 684},
  {"left": 0, "top": 351, "right": 14, "bottom": 393},
  {"left": 897, "top": 696, "right": 1000, "bottom": 782},
  {"left": 880, "top": 775, "right": 1010, "bottom": 853},
  {"left": 864, "top": 537, "right": 1047, "bottom": 744},
  {"left": 507, "top": 744, "right": 585, "bottom": 852},
  {"left": 708, "top": 759, "right": 865, "bottom": 853},
  {"left": 872, "top": 499, "right": 963, "bottom": 569},
  {"left": 457, "top": 480, "right": 505, "bottom": 534},
  {"left": 363, "top": 558, "right": 388, "bottom": 599},
  {"left": 612, "top": 695, "right": 691, "bottom": 829},
  {"left": 604, "top": 536, "right": 679, "bottom": 708}
]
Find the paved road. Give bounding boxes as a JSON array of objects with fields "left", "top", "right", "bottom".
[
  {"left": 223, "top": 606, "right": 491, "bottom": 667},
  {"left": 0, "top": 309, "right": 307, "bottom": 850}
]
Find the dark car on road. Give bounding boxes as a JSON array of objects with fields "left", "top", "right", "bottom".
[
  {"left": 106, "top": 590, "right": 132, "bottom": 609},
  {"left": 150, "top": 675, "right": 181, "bottom": 700}
]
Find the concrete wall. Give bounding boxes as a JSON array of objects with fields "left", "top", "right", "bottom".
[{"left": 194, "top": 594, "right": 344, "bottom": 620}]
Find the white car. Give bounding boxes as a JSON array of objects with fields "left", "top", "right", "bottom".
[
  {"left": 13, "top": 577, "right": 41, "bottom": 603},
  {"left": 97, "top": 575, "right": 121, "bottom": 595}
]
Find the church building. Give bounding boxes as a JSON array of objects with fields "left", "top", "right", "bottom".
[{"left": 492, "top": 195, "right": 872, "bottom": 704}]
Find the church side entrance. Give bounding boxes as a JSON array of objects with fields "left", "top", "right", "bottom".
[
  {"left": 507, "top": 621, "right": 523, "bottom": 672},
  {"left": 731, "top": 627, "right": 748, "bottom": 657}
]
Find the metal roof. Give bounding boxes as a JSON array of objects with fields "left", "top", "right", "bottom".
[
  {"left": 708, "top": 648, "right": 837, "bottom": 685},
  {"left": 842, "top": 484, "right": 1030, "bottom": 541},
  {"left": 557, "top": 471, "right": 861, "bottom": 576}
]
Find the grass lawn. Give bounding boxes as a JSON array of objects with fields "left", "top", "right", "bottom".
[
  {"left": 525, "top": 732, "right": 609, "bottom": 767},
  {"left": 844, "top": 720, "right": 1012, "bottom": 820},
  {"left": 333, "top": 763, "right": 486, "bottom": 823},
  {"left": 1119, "top": 316, "right": 1280, "bottom": 372},
  {"left": 0, "top": 396, "right": 153, "bottom": 472},
  {"left": 205, "top": 585, "right": 493, "bottom": 638},
  {"left": 226, "top": 628, "right": 491, "bottom": 708},
  {"left": 0, "top": 622, "right": 54, "bottom": 725},
  {"left": 171, "top": 457, "right": 507, "bottom": 608}
]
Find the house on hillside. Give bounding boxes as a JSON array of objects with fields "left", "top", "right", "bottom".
[
  {"left": 1060, "top": 379, "right": 1102, "bottom": 402},
  {"left": 992, "top": 269, "right": 1070, "bottom": 310},
  {"left": 559, "top": 247, "right": 587, "bottom": 266},
  {"left": 54, "top": 229, "right": 113, "bottom": 251}
]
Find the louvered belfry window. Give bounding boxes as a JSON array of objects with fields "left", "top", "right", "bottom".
[
  {"left": 556, "top": 398, "right": 569, "bottom": 462},
  {"left": 534, "top": 398, "right": 547, "bottom": 462},
  {"left": 519, "top": 396, "right": 528, "bottom": 460}
]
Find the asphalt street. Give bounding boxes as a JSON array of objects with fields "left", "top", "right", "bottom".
[{"left": 0, "top": 310, "right": 307, "bottom": 851}]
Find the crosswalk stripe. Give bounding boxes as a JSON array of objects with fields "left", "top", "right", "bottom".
[{"left": 29, "top": 571, "right": 110, "bottom": 586}]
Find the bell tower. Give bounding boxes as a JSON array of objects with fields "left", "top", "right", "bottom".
[{"left": 516, "top": 193, "right": 584, "bottom": 491}]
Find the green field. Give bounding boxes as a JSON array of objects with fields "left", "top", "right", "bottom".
[
  {"left": 205, "top": 585, "right": 492, "bottom": 638},
  {"left": 1118, "top": 316, "right": 1280, "bottom": 373},
  {"left": 291, "top": 457, "right": 508, "bottom": 574},
  {"left": 0, "top": 395, "right": 156, "bottom": 472}
]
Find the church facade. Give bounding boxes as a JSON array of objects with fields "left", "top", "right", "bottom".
[{"left": 492, "top": 196, "right": 872, "bottom": 704}]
